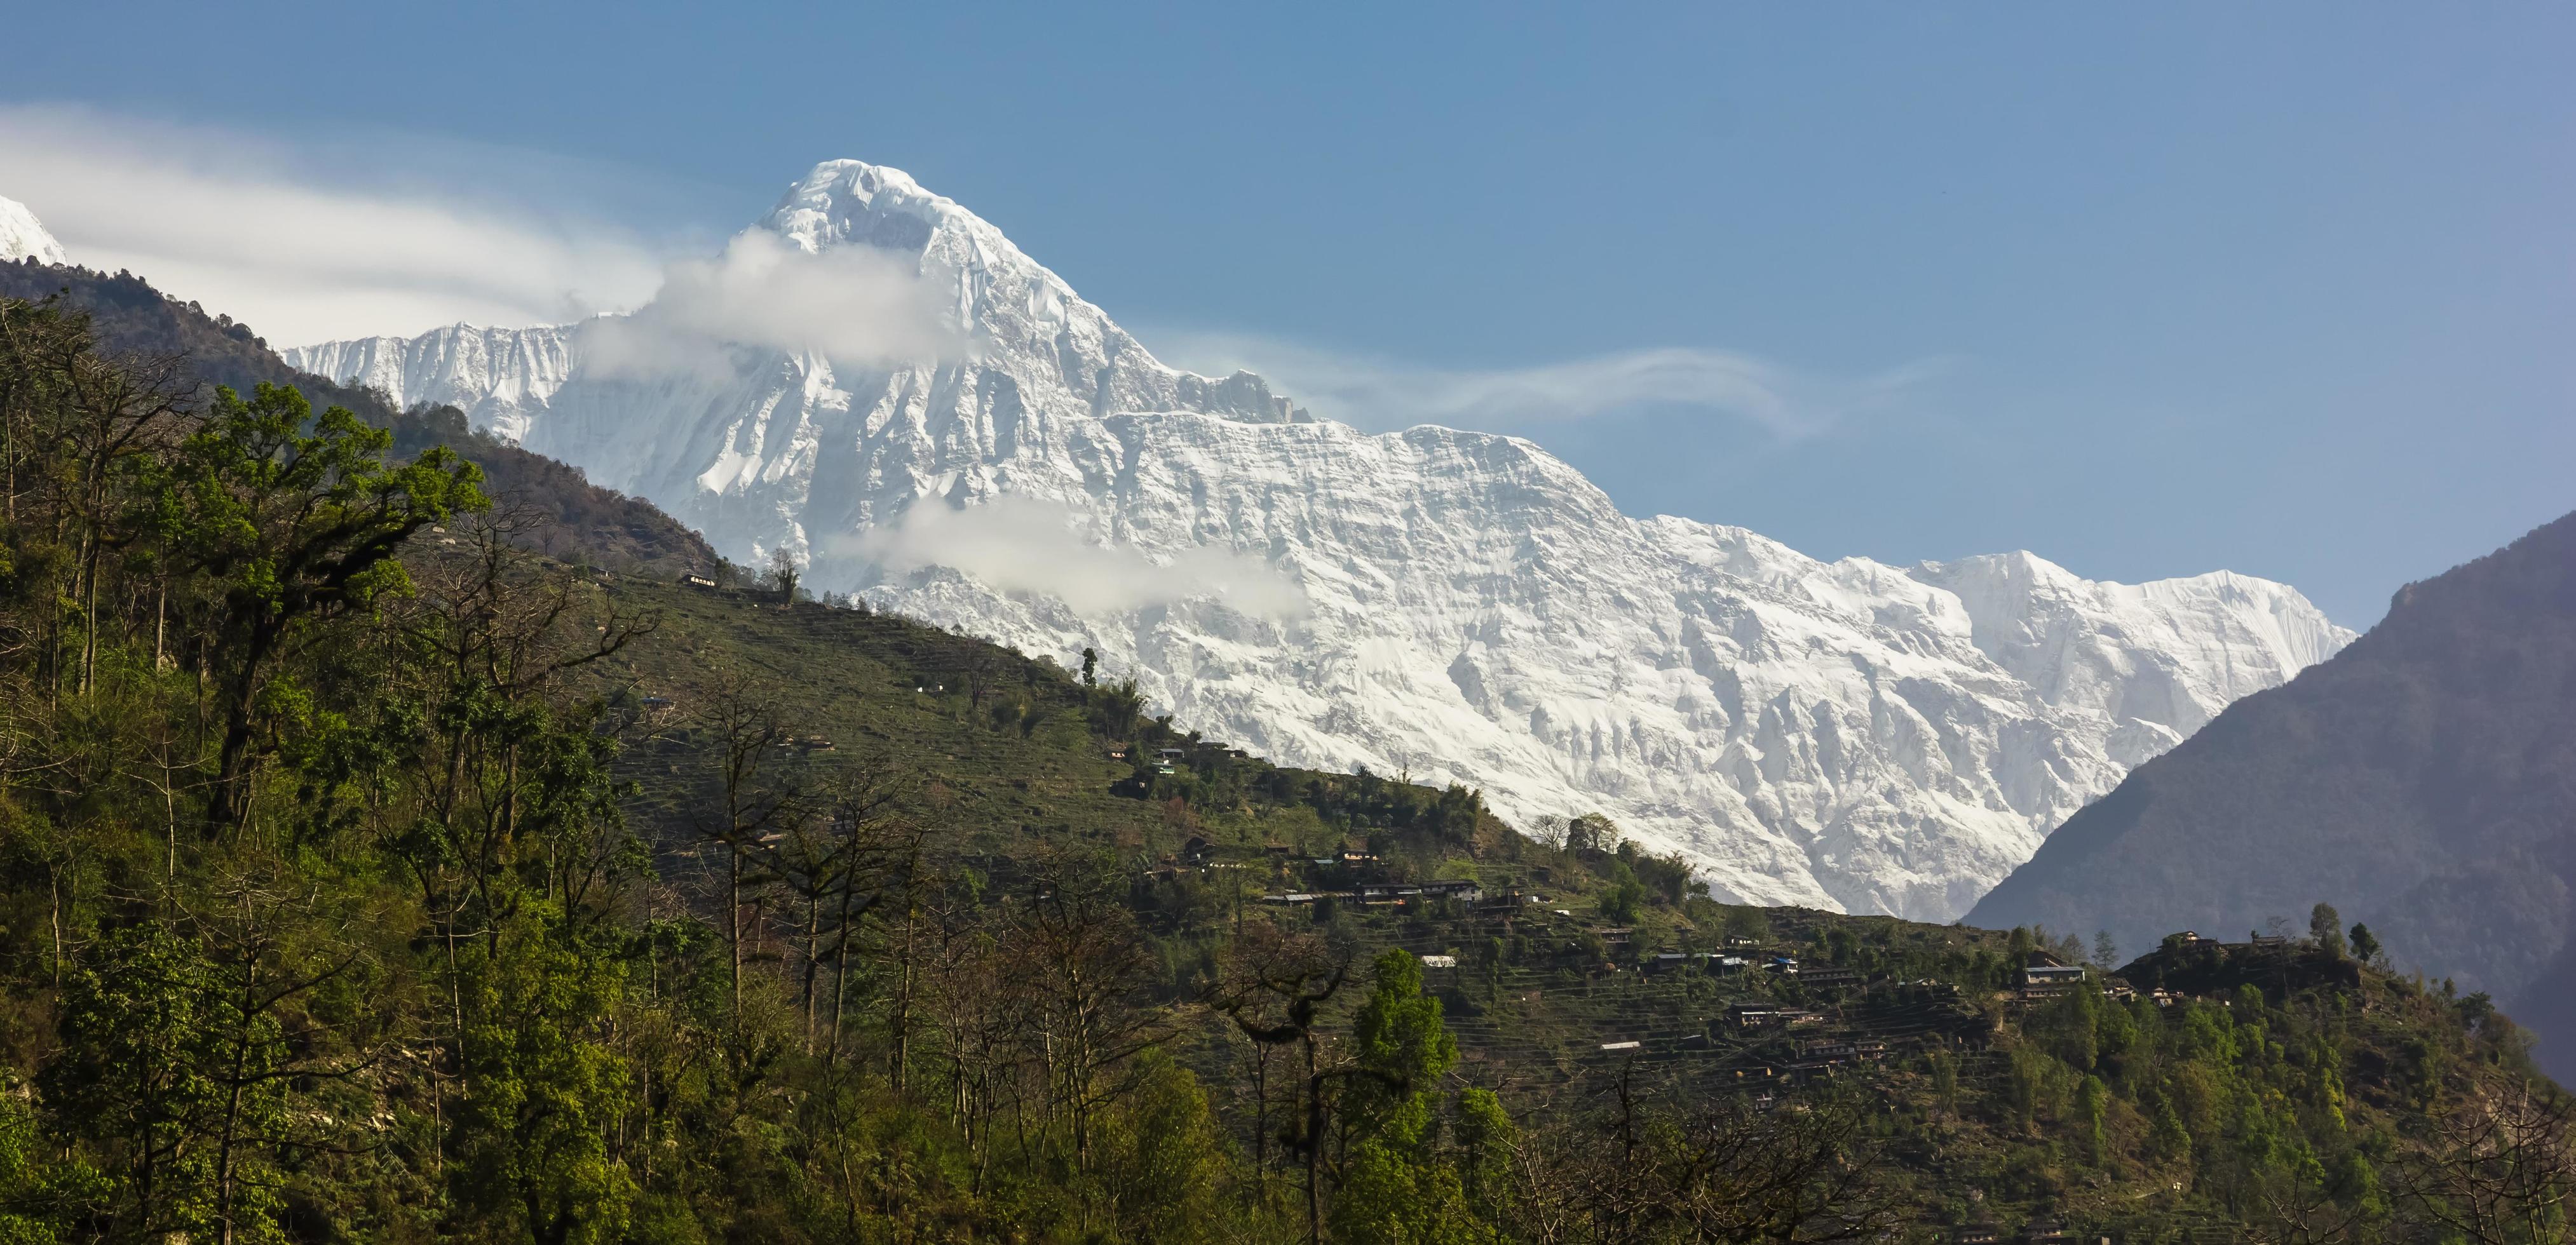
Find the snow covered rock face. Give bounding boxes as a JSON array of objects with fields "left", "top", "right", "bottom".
[
  {"left": 288, "top": 325, "right": 573, "bottom": 443},
  {"left": 0, "top": 196, "right": 68, "bottom": 266},
  {"left": 288, "top": 159, "right": 2354, "bottom": 920}
]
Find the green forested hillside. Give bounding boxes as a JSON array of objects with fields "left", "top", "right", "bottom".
[{"left": 3, "top": 288, "right": 2572, "bottom": 1244}]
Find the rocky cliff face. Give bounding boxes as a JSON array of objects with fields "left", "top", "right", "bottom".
[{"left": 289, "top": 159, "right": 2352, "bottom": 919}]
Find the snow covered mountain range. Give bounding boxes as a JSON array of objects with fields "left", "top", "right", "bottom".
[
  {"left": 285, "top": 160, "right": 2353, "bottom": 920},
  {"left": 0, "top": 195, "right": 69, "bottom": 266}
]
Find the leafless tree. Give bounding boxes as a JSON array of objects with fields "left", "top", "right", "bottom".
[
  {"left": 1010, "top": 851, "right": 1167, "bottom": 1167},
  {"left": 2396, "top": 1066, "right": 2576, "bottom": 1245},
  {"left": 767, "top": 546, "right": 799, "bottom": 606},
  {"left": 1210, "top": 919, "right": 1353, "bottom": 1245},
  {"left": 1512, "top": 1070, "right": 1907, "bottom": 1245},
  {"left": 688, "top": 666, "right": 803, "bottom": 1022},
  {"left": 921, "top": 903, "right": 1029, "bottom": 1192}
]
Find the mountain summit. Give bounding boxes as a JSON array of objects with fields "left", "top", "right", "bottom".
[
  {"left": 288, "top": 158, "right": 2352, "bottom": 918},
  {"left": 0, "top": 195, "right": 68, "bottom": 266}
]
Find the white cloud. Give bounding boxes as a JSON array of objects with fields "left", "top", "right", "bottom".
[
  {"left": 1154, "top": 331, "right": 1939, "bottom": 438},
  {"left": 844, "top": 495, "right": 1307, "bottom": 621},
  {"left": 576, "top": 230, "right": 975, "bottom": 382},
  {"left": 0, "top": 104, "right": 674, "bottom": 347}
]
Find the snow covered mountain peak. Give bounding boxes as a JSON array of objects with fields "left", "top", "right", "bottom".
[
  {"left": 0, "top": 195, "right": 68, "bottom": 266},
  {"left": 288, "top": 158, "right": 2354, "bottom": 920},
  {"left": 1911, "top": 551, "right": 2354, "bottom": 746},
  {"left": 761, "top": 159, "right": 965, "bottom": 255}
]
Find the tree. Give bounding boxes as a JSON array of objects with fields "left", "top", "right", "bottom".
[
  {"left": 1012, "top": 852, "right": 1165, "bottom": 1166},
  {"left": 688, "top": 668, "right": 803, "bottom": 1021},
  {"left": 451, "top": 906, "right": 637, "bottom": 1245},
  {"left": 763, "top": 762, "right": 909, "bottom": 1056},
  {"left": 44, "top": 925, "right": 231, "bottom": 1240},
  {"left": 2350, "top": 922, "right": 2382, "bottom": 966},
  {"left": 1515, "top": 1077, "right": 1904, "bottom": 1245},
  {"left": 1081, "top": 646, "right": 1098, "bottom": 687},
  {"left": 1091, "top": 1050, "right": 1232, "bottom": 1242},
  {"left": 1332, "top": 950, "right": 1470, "bottom": 1245},
  {"left": 2094, "top": 929, "right": 2119, "bottom": 969},
  {"left": 1090, "top": 676, "right": 1146, "bottom": 739},
  {"left": 1211, "top": 922, "right": 1353, "bottom": 1245},
  {"left": 766, "top": 544, "right": 799, "bottom": 605},
  {"left": 1343, "top": 950, "right": 1460, "bottom": 1150},
  {"left": 161, "top": 382, "right": 486, "bottom": 830},
  {"left": 2310, "top": 903, "right": 2346, "bottom": 957},
  {"left": 2396, "top": 1067, "right": 2576, "bottom": 1245},
  {"left": 1454, "top": 1087, "right": 1516, "bottom": 1225},
  {"left": 1597, "top": 861, "right": 1646, "bottom": 925},
  {"left": 1566, "top": 812, "right": 1620, "bottom": 856}
]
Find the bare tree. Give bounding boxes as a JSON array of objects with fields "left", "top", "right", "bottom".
[
  {"left": 1210, "top": 920, "right": 1353, "bottom": 1245},
  {"left": 2397, "top": 1067, "right": 2576, "bottom": 1245},
  {"left": 767, "top": 546, "right": 800, "bottom": 606},
  {"left": 921, "top": 903, "right": 1028, "bottom": 1192},
  {"left": 1010, "top": 851, "right": 1166, "bottom": 1166},
  {"left": 1512, "top": 1073, "right": 1908, "bottom": 1245},
  {"left": 818, "top": 762, "right": 916, "bottom": 1061},
  {"left": 959, "top": 645, "right": 1005, "bottom": 716},
  {"left": 689, "top": 667, "right": 803, "bottom": 1021}
]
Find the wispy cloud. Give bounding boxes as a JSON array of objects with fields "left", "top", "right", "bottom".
[
  {"left": 578, "top": 231, "right": 976, "bottom": 382},
  {"left": 839, "top": 495, "right": 1308, "bottom": 621},
  {"left": 0, "top": 104, "right": 679, "bottom": 347},
  {"left": 1153, "top": 331, "right": 1939, "bottom": 438}
]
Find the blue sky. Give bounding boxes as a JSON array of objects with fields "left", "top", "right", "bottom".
[{"left": 6, "top": 3, "right": 2570, "bottom": 626}]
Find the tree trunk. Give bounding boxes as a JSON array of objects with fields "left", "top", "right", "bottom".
[
  {"left": 800, "top": 891, "right": 820, "bottom": 1054},
  {"left": 1305, "top": 1035, "right": 1325, "bottom": 1245},
  {"left": 728, "top": 840, "right": 743, "bottom": 1022}
]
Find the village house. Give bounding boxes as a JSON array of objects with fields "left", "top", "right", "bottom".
[
  {"left": 2022, "top": 963, "right": 2089, "bottom": 1000},
  {"left": 1416, "top": 878, "right": 1484, "bottom": 904},
  {"left": 1725, "top": 1002, "right": 1824, "bottom": 1030}
]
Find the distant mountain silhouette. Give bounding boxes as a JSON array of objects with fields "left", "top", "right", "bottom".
[
  {"left": 1970, "top": 509, "right": 2576, "bottom": 1075},
  {"left": 0, "top": 259, "right": 719, "bottom": 577}
]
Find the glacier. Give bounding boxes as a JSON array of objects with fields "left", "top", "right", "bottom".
[
  {"left": 288, "top": 159, "right": 2354, "bottom": 920},
  {"left": 0, "top": 195, "right": 68, "bottom": 266}
]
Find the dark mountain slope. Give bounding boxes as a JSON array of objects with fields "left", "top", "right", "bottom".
[
  {"left": 1970, "top": 509, "right": 2576, "bottom": 1069},
  {"left": 0, "top": 257, "right": 717, "bottom": 575}
]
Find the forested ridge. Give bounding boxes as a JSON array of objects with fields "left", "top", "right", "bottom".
[{"left": 1, "top": 284, "right": 2572, "bottom": 1244}]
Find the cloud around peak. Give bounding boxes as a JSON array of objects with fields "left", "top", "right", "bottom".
[
  {"left": 1153, "top": 330, "right": 1939, "bottom": 438},
  {"left": 0, "top": 104, "right": 677, "bottom": 346},
  {"left": 836, "top": 495, "right": 1308, "bottom": 622},
  {"left": 577, "top": 229, "right": 977, "bottom": 382}
]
